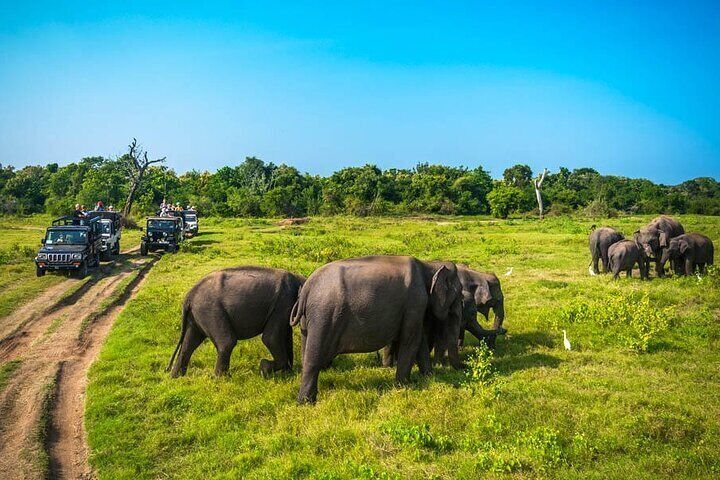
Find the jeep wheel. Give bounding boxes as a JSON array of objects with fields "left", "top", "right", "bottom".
[
  {"left": 101, "top": 249, "right": 111, "bottom": 261},
  {"left": 140, "top": 242, "right": 148, "bottom": 256},
  {"left": 113, "top": 241, "right": 120, "bottom": 255},
  {"left": 75, "top": 261, "right": 88, "bottom": 278},
  {"left": 36, "top": 266, "right": 45, "bottom": 277}
]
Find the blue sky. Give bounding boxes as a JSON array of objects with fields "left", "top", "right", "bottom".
[{"left": 1, "top": 1, "right": 718, "bottom": 183}]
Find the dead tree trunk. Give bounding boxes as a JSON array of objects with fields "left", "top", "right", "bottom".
[
  {"left": 533, "top": 168, "right": 549, "bottom": 219},
  {"left": 121, "top": 139, "right": 166, "bottom": 219}
]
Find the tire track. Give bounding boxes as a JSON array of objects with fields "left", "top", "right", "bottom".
[{"left": 0, "top": 249, "right": 155, "bottom": 479}]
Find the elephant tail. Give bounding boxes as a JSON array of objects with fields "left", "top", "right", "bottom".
[
  {"left": 289, "top": 299, "right": 303, "bottom": 326},
  {"left": 289, "top": 285, "right": 305, "bottom": 327},
  {"left": 166, "top": 300, "right": 192, "bottom": 372}
]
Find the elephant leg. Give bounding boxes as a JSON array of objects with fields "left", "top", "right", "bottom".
[
  {"left": 260, "top": 323, "right": 293, "bottom": 377},
  {"left": 626, "top": 268, "right": 632, "bottom": 278},
  {"left": 297, "top": 314, "right": 333, "bottom": 404},
  {"left": 297, "top": 363, "right": 321, "bottom": 404},
  {"left": 415, "top": 333, "right": 432, "bottom": 376},
  {"left": 381, "top": 344, "right": 396, "bottom": 367},
  {"left": 699, "top": 263, "right": 706, "bottom": 274},
  {"left": 458, "top": 329, "right": 466, "bottom": 348},
  {"left": 395, "top": 310, "right": 424, "bottom": 383},
  {"left": 685, "top": 258, "right": 694, "bottom": 276},
  {"left": 171, "top": 321, "right": 206, "bottom": 377},
  {"left": 655, "top": 257, "right": 665, "bottom": 278},
  {"left": 214, "top": 336, "right": 237, "bottom": 377},
  {"left": 600, "top": 252, "right": 610, "bottom": 273},
  {"left": 592, "top": 254, "right": 600, "bottom": 274}
]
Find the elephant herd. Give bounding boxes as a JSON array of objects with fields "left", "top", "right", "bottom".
[
  {"left": 589, "top": 215, "right": 714, "bottom": 279},
  {"left": 167, "top": 256, "right": 506, "bottom": 403}
]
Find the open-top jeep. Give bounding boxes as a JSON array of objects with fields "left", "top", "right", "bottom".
[
  {"left": 35, "top": 216, "right": 102, "bottom": 277},
  {"left": 86, "top": 211, "right": 122, "bottom": 260},
  {"left": 182, "top": 210, "right": 198, "bottom": 237},
  {"left": 140, "top": 216, "right": 183, "bottom": 255}
]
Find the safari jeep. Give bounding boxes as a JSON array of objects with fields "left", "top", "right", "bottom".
[
  {"left": 35, "top": 216, "right": 102, "bottom": 278},
  {"left": 86, "top": 211, "right": 122, "bottom": 260},
  {"left": 141, "top": 216, "right": 183, "bottom": 255},
  {"left": 182, "top": 210, "right": 198, "bottom": 237}
]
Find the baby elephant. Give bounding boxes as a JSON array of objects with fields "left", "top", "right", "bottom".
[
  {"left": 167, "top": 266, "right": 304, "bottom": 378},
  {"left": 608, "top": 240, "right": 649, "bottom": 280},
  {"left": 661, "top": 233, "right": 714, "bottom": 276}
]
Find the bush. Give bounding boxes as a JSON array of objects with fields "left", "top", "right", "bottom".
[
  {"left": 487, "top": 183, "right": 524, "bottom": 218},
  {"left": 462, "top": 343, "right": 495, "bottom": 389},
  {"left": 557, "top": 292, "right": 673, "bottom": 353}
]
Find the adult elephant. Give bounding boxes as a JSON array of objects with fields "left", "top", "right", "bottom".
[
  {"left": 291, "top": 255, "right": 463, "bottom": 404},
  {"left": 588, "top": 227, "right": 624, "bottom": 274},
  {"left": 634, "top": 216, "right": 685, "bottom": 277},
  {"left": 660, "top": 233, "right": 714, "bottom": 276},
  {"left": 167, "top": 266, "right": 304, "bottom": 378},
  {"left": 456, "top": 265, "right": 507, "bottom": 349}
]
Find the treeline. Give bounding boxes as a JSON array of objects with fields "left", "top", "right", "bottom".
[{"left": 1, "top": 156, "right": 718, "bottom": 218}]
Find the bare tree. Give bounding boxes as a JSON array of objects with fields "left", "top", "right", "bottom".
[
  {"left": 533, "top": 168, "right": 549, "bottom": 219},
  {"left": 121, "top": 139, "right": 166, "bottom": 219}
]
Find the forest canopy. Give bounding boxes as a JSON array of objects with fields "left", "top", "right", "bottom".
[{"left": 0, "top": 156, "right": 718, "bottom": 218}]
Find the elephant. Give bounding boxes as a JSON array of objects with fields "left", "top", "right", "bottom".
[
  {"left": 608, "top": 239, "right": 649, "bottom": 279},
  {"left": 167, "top": 266, "right": 304, "bottom": 378},
  {"left": 660, "top": 233, "right": 714, "bottom": 276},
  {"left": 291, "top": 255, "right": 463, "bottom": 404},
  {"left": 634, "top": 216, "right": 685, "bottom": 277},
  {"left": 588, "top": 227, "right": 624, "bottom": 274},
  {"left": 456, "top": 265, "right": 507, "bottom": 349}
]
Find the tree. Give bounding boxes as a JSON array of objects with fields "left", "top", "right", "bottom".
[
  {"left": 487, "top": 182, "right": 524, "bottom": 219},
  {"left": 533, "top": 168, "right": 549, "bottom": 219},
  {"left": 503, "top": 164, "right": 533, "bottom": 188},
  {"left": 120, "top": 139, "right": 166, "bottom": 218}
]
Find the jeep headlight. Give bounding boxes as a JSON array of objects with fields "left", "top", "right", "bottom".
[
  {"left": 72, "top": 253, "right": 83, "bottom": 260},
  {"left": 37, "top": 253, "right": 48, "bottom": 260}
]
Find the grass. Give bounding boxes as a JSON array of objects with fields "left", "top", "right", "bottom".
[
  {"left": 0, "top": 359, "right": 22, "bottom": 394},
  {"left": 8, "top": 214, "right": 720, "bottom": 478},
  {"left": 0, "top": 215, "right": 143, "bottom": 320}
]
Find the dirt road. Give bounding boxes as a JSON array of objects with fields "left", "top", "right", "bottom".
[{"left": 0, "top": 249, "right": 155, "bottom": 479}]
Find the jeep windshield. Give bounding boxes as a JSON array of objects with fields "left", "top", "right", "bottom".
[
  {"left": 45, "top": 229, "right": 88, "bottom": 245},
  {"left": 185, "top": 214, "right": 197, "bottom": 222},
  {"left": 148, "top": 219, "right": 176, "bottom": 230}
]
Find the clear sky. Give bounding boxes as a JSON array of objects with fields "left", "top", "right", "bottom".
[{"left": 1, "top": 1, "right": 719, "bottom": 183}]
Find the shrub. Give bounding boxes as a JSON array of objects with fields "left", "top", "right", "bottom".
[
  {"left": 487, "top": 183, "right": 524, "bottom": 219},
  {"left": 462, "top": 343, "right": 495, "bottom": 388},
  {"left": 557, "top": 292, "right": 673, "bottom": 353}
]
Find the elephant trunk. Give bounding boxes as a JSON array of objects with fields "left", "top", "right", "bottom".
[{"left": 491, "top": 301, "right": 505, "bottom": 331}]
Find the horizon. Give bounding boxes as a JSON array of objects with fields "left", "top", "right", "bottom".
[{"left": 1, "top": 1, "right": 720, "bottom": 184}]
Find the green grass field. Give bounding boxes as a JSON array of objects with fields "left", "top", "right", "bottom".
[
  {"left": 4, "top": 214, "right": 720, "bottom": 478},
  {"left": 80, "top": 215, "right": 719, "bottom": 479}
]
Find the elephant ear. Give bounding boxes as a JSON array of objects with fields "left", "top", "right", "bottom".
[
  {"left": 659, "top": 231, "right": 668, "bottom": 247},
  {"left": 430, "top": 265, "right": 450, "bottom": 309},
  {"left": 679, "top": 239, "right": 690, "bottom": 254},
  {"left": 474, "top": 279, "right": 492, "bottom": 307}
]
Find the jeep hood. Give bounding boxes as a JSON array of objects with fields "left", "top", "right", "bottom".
[{"left": 39, "top": 245, "right": 86, "bottom": 254}]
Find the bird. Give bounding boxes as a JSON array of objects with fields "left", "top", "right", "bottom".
[
  {"left": 504, "top": 267, "right": 513, "bottom": 277},
  {"left": 562, "top": 330, "right": 572, "bottom": 351},
  {"left": 588, "top": 265, "right": 597, "bottom": 276}
]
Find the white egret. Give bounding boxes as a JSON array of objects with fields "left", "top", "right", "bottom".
[
  {"left": 588, "top": 265, "right": 597, "bottom": 276},
  {"left": 562, "top": 330, "right": 571, "bottom": 351},
  {"left": 504, "top": 267, "right": 513, "bottom": 277}
]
